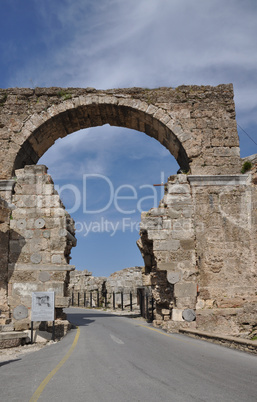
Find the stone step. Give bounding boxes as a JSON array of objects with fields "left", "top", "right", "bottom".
[
  {"left": 0, "top": 323, "right": 14, "bottom": 332},
  {"left": 0, "top": 331, "right": 28, "bottom": 341},
  {"left": 0, "top": 331, "right": 29, "bottom": 349}
]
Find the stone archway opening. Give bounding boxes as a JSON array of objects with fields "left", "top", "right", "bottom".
[
  {"left": 37, "top": 124, "right": 180, "bottom": 276},
  {"left": 6, "top": 95, "right": 189, "bottom": 332}
]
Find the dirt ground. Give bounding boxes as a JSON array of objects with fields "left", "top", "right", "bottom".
[{"left": 0, "top": 342, "right": 53, "bottom": 363}]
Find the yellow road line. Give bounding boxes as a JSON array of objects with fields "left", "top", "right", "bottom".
[{"left": 30, "top": 326, "right": 80, "bottom": 402}]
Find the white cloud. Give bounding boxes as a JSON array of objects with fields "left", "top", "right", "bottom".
[
  {"left": 12, "top": 0, "right": 257, "bottom": 126},
  {"left": 39, "top": 124, "right": 177, "bottom": 180}
]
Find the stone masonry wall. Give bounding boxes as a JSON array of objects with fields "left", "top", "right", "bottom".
[
  {"left": 69, "top": 270, "right": 106, "bottom": 307},
  {"left": 138, "top": 171, "right": 257, "bottom": 338},
  {"left": 106, "top": 267, "right": 143, "bottom": 308},
  {"left": 7, "top": 165, "right": 76, "bottom": 330},
  {"left": 69, "top": 267, "right": 143, "bottom": 309}
]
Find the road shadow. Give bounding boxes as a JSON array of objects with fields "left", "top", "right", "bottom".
[
  {"left": 66, "top": 313, "right": 95, "bottom": 327},
  {"left": 66, "top": 308, "right": 140, "bottom": 328},
  {"left": 66, "top": 310, "right": 123, "bottom": 327},
  {"left": 0, "top": 358, "right": 21, "bottom": 367}
]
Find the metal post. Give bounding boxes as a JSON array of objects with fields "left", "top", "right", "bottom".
[
  {"left": 97, "top": 290, "right": 99, "bottom": 307},
  {"left": 84, "top": 291, "right": 86, "bottom": 307},
  {"left": 113, "top": 292, "right": 115, "bottom": 309},
  {"left": 78, "top": 292, "right": 80, "bottom": 307},
  {"left": 90, "top": 291, "right": 92, "bottom": 308},
  {"left": 139, "top": 291, "right": 143, "bottom": 317},
  {"left": 31, "top": 321, "right": 33, "bottom": 344},
  {"left": 121, "top": 292, "right": 124, "bottom": 311},
  {"left": 146, "top": 294, "right": 149, "bottom": 320},
  {"left": 52, "top": 321, "right": 55, "bottom": 341},
  {"left": 130, "top": 292, "right": 133, "bottom": 311},
  {"left": 151, "top": 296, "right": 154, "bottom": 322},
  {"left": 72, "top": 292, "right": 74, "bottom": 306}
]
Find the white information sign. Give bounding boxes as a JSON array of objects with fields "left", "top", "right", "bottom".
[{"left": 31, "top": 292, "right": 55, "bottom": 321}]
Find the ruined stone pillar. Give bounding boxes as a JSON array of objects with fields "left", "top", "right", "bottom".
[
  {"left": 7, "top": 165, "right": 76, "bottom": 330},
  {"left": 0, "top": 180, "right": 15, "bottom": 325},
  {"left": 138, "top": 174, "right": 197, "bottom": 328},
  {"left": 138, "top": 171, "right": 257, "bottom": 337}
]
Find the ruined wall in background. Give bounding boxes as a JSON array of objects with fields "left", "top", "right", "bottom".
[
  {"left": 69, "top": 267, "right": 143, "bottom": 308},
  {"left": 106, "top": 267, "right": 143, "bottom": 308},
  {"left": 106, "top": 267, "right": 143, "bottom": 294},
  {"left": 7, "top": 165, "right": 76, "bottom": 330},
  {"left": 69, "top": 269, "right": 106, "bottom": 307},
  {"left": 138, "top": 169, "right": 257, "bottom": 338}
]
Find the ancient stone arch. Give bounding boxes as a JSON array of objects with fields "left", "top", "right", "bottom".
[
  {"left": 0, "top": 84, "right": 240, "bottom": 179},
  {"left": 0, "top": 84, "right": 256, "bottom": 337},
  {"left": 12, "top": 96, "right": 190, "bottom": 175}
]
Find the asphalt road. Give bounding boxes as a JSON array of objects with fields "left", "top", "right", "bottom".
[{"left": 0, "top": 308, "right": 256, "bottom": 401}]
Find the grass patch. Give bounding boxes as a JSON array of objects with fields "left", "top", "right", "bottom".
[
  {"left": 57, "top": 90, "right": 72, "bottom": 100},
  {"left": 241, "top": 160, "right": 252, "bottom": 174}
]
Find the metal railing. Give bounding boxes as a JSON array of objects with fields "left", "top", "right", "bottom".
[{"left": 70, "top": 288, "right": 155, "bottom": 322}]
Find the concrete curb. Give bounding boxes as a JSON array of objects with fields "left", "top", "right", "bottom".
[{"left": 179, "top": 328, "right": 257, "bottom": 355}]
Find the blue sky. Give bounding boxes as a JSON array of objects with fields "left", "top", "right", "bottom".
[{"left": 1, "top": 0, "right": 257, "bottom": 276}]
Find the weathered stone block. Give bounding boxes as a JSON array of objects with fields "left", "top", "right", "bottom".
[
  {"left": 176, "top": 297, "right": 197, "bottom": 309},
  {"left": 14, "top": 319, "right": 30, "bottom": 331},
  {"left": 153, "top": 239, "right": 180, "bottom": 251},
  {"left": 157, "top": 262, "right": 177, "bottom": 271},
  {"left": 172, "top": 309, "right": 184, "bottom": 321},
  {"left": 168, "top": 209, "right": 181, "bottom": 219},
  {"left": 51, "top": 254, "right": 63, "bottom": 264},
  {"left": 180, "top": 239, "right": 195, "bottom": 250},
  {"left": 147, "top": 229, "right": 169, "bottom": 240},
  {"left": 174, "top": 282, "right": 197, "bottom": 298},
  {"left": 168, "top": 184, "right": 190, "bottom": 194}
]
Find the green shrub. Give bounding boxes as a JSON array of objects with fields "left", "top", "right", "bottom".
[{"left": 241, "top": 160, "right": 252, "bottom": 174}]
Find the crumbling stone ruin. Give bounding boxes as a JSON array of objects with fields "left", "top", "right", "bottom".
[
  {"left": 138, "top": 170, "right": 257, "bottom": 337},
  {"left": 0, "top": 84, "right": 256, "bottom": 339},
  {"left": 1, "top": 165, "right": 76, "bottom": 331},
  {"left": 69, "top": 269, "right": 106, "bottom": 307},
  {"left": 69, "top": 267, "right": 143, "bottom": 309}
]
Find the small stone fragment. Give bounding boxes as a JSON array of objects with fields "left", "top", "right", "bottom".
[
  {"left": 182, "top": 309, "right": 196, "bottom": 322},
  {"left": 13, "top": 305, "right": 28, "bottom": 320}
]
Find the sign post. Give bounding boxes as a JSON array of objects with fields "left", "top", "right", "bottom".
[{"left": 31, "top": 292, "right": 55, "bottom": 343}]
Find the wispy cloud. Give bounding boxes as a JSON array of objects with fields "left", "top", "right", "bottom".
[
  {"left": 11, "top": 0, "right": 257, "bottom": 135},
  {"left": 39, "top": 125, "right": 177, "bottom": 180}
]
